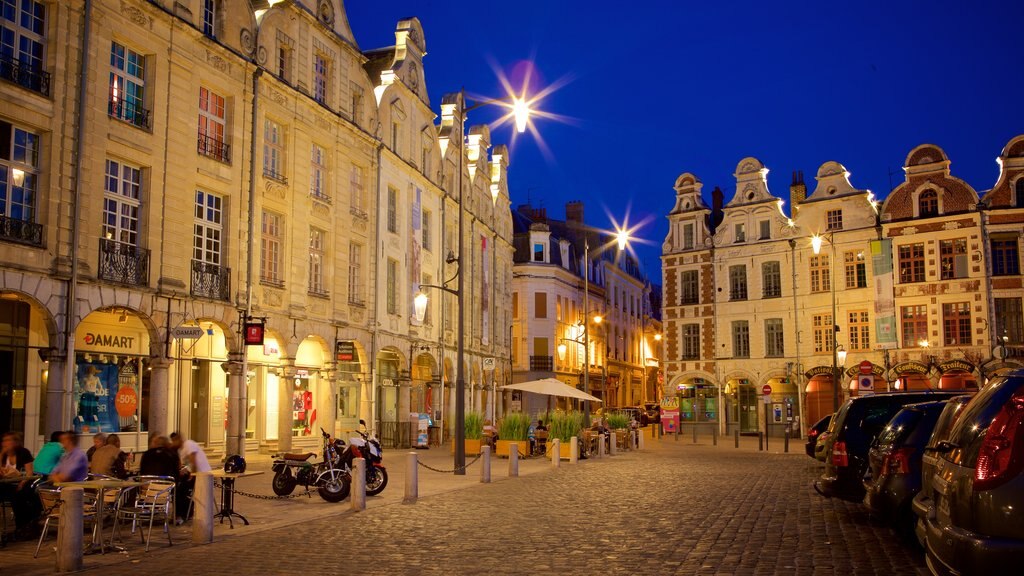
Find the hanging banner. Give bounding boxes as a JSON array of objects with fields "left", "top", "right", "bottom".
[
  {"left": 871, "top": 239, "right": 897, "bottom": 349},
  {"left": 410, "top": 187, "right": 423, "bottom": 325},
  {"left": 481, "top": 235, "right": 490, "bottom": 345}
]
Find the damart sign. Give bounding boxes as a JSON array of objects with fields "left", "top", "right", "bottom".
[{"left": 82, "top": 332, "right": 137, "bottom": 351}]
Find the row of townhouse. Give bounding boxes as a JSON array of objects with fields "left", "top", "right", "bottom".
[
  {"left": 662, "top": 137, "right": 1024, "bottom": 437},
  {"left": 0, "top": 0, "right": 513, "bottom": 455}
]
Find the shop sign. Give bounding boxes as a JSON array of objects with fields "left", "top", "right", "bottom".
[
  {"left": 804, "top": 365, "right": 835, "bottom": 378},
  {"left": 244, "top": 321, "right": 265, "bottom": 345},
  {"left": 82, "top": 332, "right": 135, "bottom": 350},
  {"left": 938, "top": 359, "right": 974, "bottom": 374},
  {"left": 114, "top": 386, "right": 138, "bottom": 417},
  {"left": 262, "top": 340, "right": 279, "bottom": 356},
  {"left": 335, "top": 340, "right": 355, "bottom": 362},
  {"left": 894, "top": 361, "right": 929, "bottom": 374},
  {"left": 482, "top": 357, "right": 496, "bottom": 372},
  {"left": 172, "top": 326, "right": 205, "bottom": 340}
]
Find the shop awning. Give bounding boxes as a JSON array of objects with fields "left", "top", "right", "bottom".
[{"left": 501, "top": 378, "right": 602, "bottom": 402}]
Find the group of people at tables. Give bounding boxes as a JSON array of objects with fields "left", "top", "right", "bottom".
[
  {"left": 0, "top": 429, "right": 211, "bottom": 542},
  {"left": 479, "top": 419, "right": 550, "bottom": 455}
]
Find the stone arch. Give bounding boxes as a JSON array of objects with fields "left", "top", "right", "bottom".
[
  {"left": 0, "top": 286, "right": 60, "bottom": 349},
  {"left": 77, "top": 290, "right": 162, "bottom": 357},
  {"left": 905, "top": 143, "right": 949, "bottom": 168}
]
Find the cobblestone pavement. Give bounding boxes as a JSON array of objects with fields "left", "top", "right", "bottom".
[{"left": 4, "top": 439, "right": 929, "bottom": 575}]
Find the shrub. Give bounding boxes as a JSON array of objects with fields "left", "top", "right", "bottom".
[
  {"left": 463, "top": 411, "right": 484, "bottom": 440},
  {"left": 545, "top": 410, "right": 584, "bottom": 442},
  {"left": 606, "top": 412, "right": 630, "bottom": 430},
  {"left": 499, "top": 412, "right": 531, "bottom": 441}
]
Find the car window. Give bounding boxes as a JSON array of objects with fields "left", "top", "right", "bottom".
[
  {"left": 926, "top": 397, "right": 970, "bottom": 449},
  {"left": 828, "top": 400, "right": 852, "bottom": 435},
  {"left": 859, "top": 401, "right": 905, "bottom": 440},
  {"left": 876, "top": 408, "right": 922, "bottom": 448},
  {"left": 947, "top": 376, "right": 1021, "bottom": 466}
]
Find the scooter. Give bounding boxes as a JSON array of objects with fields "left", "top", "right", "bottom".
[
  {"left": 336, "top": 420, "right": 388, "bottom": 496},
  {"left": 270, "top": 428, "right": 350, "bottom": 502}
]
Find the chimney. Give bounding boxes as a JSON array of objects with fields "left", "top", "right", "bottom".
[
  {"left": 711, "top": 186, "right": 725, "bottom": 233},
  {"left": 790, "top": 170, "right": 806, "bottom": 211},
  {"left": 565, "top": 201, "right": 584, "bottom": 225}
]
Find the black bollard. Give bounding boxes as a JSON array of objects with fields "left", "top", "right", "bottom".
[
  {"left": 713, "top": 426, "right": 718, "bottom": 446},
  {"left": 734, "top": 429, "right": 739, "bottom": 449},
  {"left": 758, "top": 432, "right": 764, "bottom": 451},
  {"left": 692, "top": 424, "right": 697, "bottom": 444},
  {"left": 784, "top": 426, "right": 790, "bottom": 453}
]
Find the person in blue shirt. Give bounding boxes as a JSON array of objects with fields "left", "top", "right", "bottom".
[
  {"left": 33, "top": 431, "right": 64, "bottom": 476},
  {"left": 50, "top": 431, "right": 88, "bottom": 483}
]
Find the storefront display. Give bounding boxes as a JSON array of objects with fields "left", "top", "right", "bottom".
[
  {"left": 73, "top": 357, "right": 144, "bottom": 434},
  {"left": 291, "top": 373, "right": 314, "bottom": 436}
]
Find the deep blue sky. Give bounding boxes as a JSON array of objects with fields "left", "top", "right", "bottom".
[{"left": 345, "top": 0, "right": 1024, "bottom": 277}]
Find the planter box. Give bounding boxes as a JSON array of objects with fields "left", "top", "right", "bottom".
[
  {"left": 450, "top": 438, "right": 483, "bottom": 455},
  {"left": 548, "top": 439, "right": 573, "bottom": 460},
  {"left": 495, "top": 439, "right": 529, "bottom": 458}
]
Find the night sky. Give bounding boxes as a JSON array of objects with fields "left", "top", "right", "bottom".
[{"left": 344, "top": 0, "right": 1024, "bottom": 278}]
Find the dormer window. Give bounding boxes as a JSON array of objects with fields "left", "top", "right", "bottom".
[
  {"left": 1015, "top": 179, "right": 1024, "bottom": 208},
  {"left": 533, "top": 242, "right": 544, "bottom": 262},
  {"left": 919, "top": 189, "right": 938, "bottom": 217},
  {"left": 682, "top": 223, "right": 694, "bottom": 250},
  {"left": 734, "top": 223, "right": 745, "bottom": 243}
]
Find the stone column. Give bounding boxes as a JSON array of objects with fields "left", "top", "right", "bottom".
[
  {"left": 278, "top": 360, "right": 296, "bottom": 453},
  {"left": 44, "top": 353, "right": 68, "bottom": 434},
  {"left": 473, "top": 384, "right": 482, "bottom": 414},
  {"left": 223, "top": 354, "right": 245, "bottom": 457},
  {"left": 147, "top": 356, "right": 173, "bottom": 438},
  {"left": 398, "top": 379, "right": 411, "bottom": 445}
]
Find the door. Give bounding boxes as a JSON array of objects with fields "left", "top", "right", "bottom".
[
  {"left": 190, "top": 361, "right": 210, "bottom": 444},
  {"left": 739, "top": 385, "right": 758, "bottom": 433}
]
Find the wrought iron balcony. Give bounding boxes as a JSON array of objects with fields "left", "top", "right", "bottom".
[
  {"left": 0, "top": 55, "right": 50, "bottom": 96},
  {"left": 197, "top": 134, "right": 230, "bottom": 163},
  {"left": 0, "top": 214, "right": 44, "bottom": 247},
  {"left": 98, "top": 238, "right": 150, "bottom": 286},
  {"left": 530, "top": 355, "right": 553, "bottom": 372},
  {"left": 108, "top": 97, "right": 151, "bottom": 129},
  {"left": 191, "top": 260, "right": 231, "bottom": 301}
]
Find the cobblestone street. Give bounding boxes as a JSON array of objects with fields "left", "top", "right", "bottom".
[{"left": 4, "top": 439, "right": 929, "bottom": 575}]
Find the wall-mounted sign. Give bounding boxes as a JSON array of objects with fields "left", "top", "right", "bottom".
[
  {"left": 244, "top": 321, "right": 265, "bottom": 346},
  {"left": 82, "top": 332, "right": 135, "bottom": 350},
  {"left": 893, "top": 361, "right": 929, "bottom": 374},
  {"left": 804, "top": 365, "right": 835, "bottom": 378},
  {"left": 483, "top": 357, "right": 496, "bottom": 372},
  {"left": 938, "top": 359, "right": 974, "bottom": 374},
  {"left": 172, "top": 326, "right": 205, "bottom": 340},
  {"left": 335, "top": 340, "right": 355, "bottom": 362}
]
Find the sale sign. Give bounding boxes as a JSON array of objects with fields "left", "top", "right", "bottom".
[{"left": 115, "top": 386, "right": 138, "bottom": 417}]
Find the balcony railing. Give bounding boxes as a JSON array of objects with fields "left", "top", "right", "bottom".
[
  {"left": 310, "top": 190, "right": 332, "bottom": 204},
  {"left": 98, "top": 238, "right": 150, "bottom": 286},
  {"left": 0, "top": 55, "right": 50, "bottom": 96},
  {"left": 191, "top": 260, "right": 231, "bottom": 301},
  {"left": 530, "top": 355, "right": 553, "bottom": 372},
  {"left": 263, "top": 167, "right": 287, "bottom": 184},
  {"left": 108, "top": 98, "right": 151, "bottom": 129},
  {"left": 197, "top": 134, "right": 230, "bottom": 163},
  {"left": 0, "top": 215, "right": 44, "bottom": 247}
]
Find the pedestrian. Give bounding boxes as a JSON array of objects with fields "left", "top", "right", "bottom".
[
  {"left": 49, "top": 431, "right": 88, "bottom": 483},
  {"left": 86, "top": 433, "right": 107, "bottom": 462},
  {"left": 0, "top": 431, "right": 42, "bottom": 535},
  {"left": 33, "top": 431, "right": 64, "bottom": 476},
  {"left": 170, "top": 432, "right": 210, "bottom": 523},
  {"left": 90, "top": 433, "right": 128, "bottom": 479}
]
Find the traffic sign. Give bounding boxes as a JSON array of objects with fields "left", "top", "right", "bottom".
[
  {"left": 483, "top": 357, "right": 496, "bottom": 372},
  {"left": 762, "top": 384, "right": 772, "bottom": 396},
  {"left": 172, "top": 326, "right": 205, "bottom": 340},
  {"left": 859, "top": 374, "right": 875, "bottom": 396},
  {"left": 859, "top": 360, "right": 874, "bottom": 375}
]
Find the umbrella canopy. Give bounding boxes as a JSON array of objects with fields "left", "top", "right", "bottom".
[{"left": 500, "top": 378, "right": 602, "bottom": 403}]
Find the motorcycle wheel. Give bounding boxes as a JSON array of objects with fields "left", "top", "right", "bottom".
[
  {"left": 366, "top": 466, "right": 388, "bottom": 496},
  {"left": 317, "top": 473, "right": 351, "bottom": 503},
  {"left": 272, "top": 471, "right": 297, "bottom": 496}
]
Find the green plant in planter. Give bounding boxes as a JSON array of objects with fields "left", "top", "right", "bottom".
[
  {"left": 605, "top": 412, "right": 630, "bottom": 430},
  {"left": 546, "top": 410, "right": 584, "bottom": 442},
  {"left": 463, "top": 411, "right": 484, "bottom": 440},
  {"left": 499, "top": 412, "right": 531, "bottom": 441}
]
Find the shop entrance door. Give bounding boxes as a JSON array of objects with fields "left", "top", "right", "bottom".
[
  {"left": 190, "top": 361, "right": 210, "bottom": 444},
  {"left": 739, "top": 385, "right": 758, "bottom": 433}
]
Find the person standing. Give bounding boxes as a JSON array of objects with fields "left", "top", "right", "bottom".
[
  {"left": 33, "top": 431, "right": 64, "bottom": 476},
  {"left": 50, "top": 431, "right": 88, "bottom": 483},
  {"left": 170, "top": 432, "right": 210, "bottom": 522}
]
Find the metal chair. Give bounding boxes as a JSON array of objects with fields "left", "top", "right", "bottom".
[
  {"left": 34, "top": 487, "right": 98, "bottom": 558},
  {"left": 112, "top": 478, "right": 174, "bottom": 551}
]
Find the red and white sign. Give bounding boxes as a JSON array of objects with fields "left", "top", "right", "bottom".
[
  {"left": 859, "top": 360, "right": 874, "bottom": 375},
  {"left": 762, "top": 384, "right": 772, "bottom": 396},
  {"left": 115, "top": 386, "right": 138, "bottom": 418}
]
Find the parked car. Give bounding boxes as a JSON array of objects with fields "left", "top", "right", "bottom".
[
  {"left": 814, "top": 391, "right": 967, "bottom": 502},
  {"left": 814, "top": 431, "right": 831, "bottom": 462},
  {"left": 642, "top": 403, "right": 661, "bottom": 426},
  {"left": 911, "top": 395, "right": 971, "bottom": 545},
  {"left": 806, "top": 414, "right": 832, "bottom": 458},
  {"left": 862, "top": 400, "right": 949, "bottom": 535},
  {"left": 914, "top": 370, "right": 1024, "bottom": 575}
]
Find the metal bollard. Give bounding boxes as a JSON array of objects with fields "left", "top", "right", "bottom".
[
  {"left": 638, "top": 429, "right": 645, "bottom": 450},
  {"left": 352, "top": 458, "right": 366, "bottom": 511},
  {"left": 508, "top": 443, "right": 519, "bottom": 477},
  {"left": 598, "top": 434, "right": 606, "bottom": 458},
  {"left": 735, "top": 429, "right": 740, "bottom": 449},
  {"left": 758, "top": 432, "right": 764, "bottom": 451},
  {"left": 480, "top": 445, "right": 491, "bottom": 483},
  {"left": 192, "top": 472, "right": 214, "bottom": 544},
  {"left": 569, "top": 436, "right": 579, "bottom": 463},
  {"left": 713, "top": 426, "right": 718, "bottom": 446},
  {"left": 784, "top": 427, "right": 790, "bottom": 453},
  {"left": 551, "top": 439, "right": 560, "bottom": 468},
  {"left": 692, "top": 425, "right": 698, "bottom": 444},
  {"left": 610, "top": 433, "right": 618, "bottom": 456},
  {"left": 56, "top": 486, "right": 83, "bottom": 572},
  {"left": 630, "top": 431, "right": 636, "bottom": 451},
  {"left": 404, "top": 452, "right": 418, "bottom": 504}
]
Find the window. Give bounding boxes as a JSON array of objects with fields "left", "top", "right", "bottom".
[
  {"left": 728, "top": 265, "right": 747, "bottom": 300},
  {"left": 848, "top": 310, "right": 870, "bottom": 351},
  {"left": 682, "top": 324, "right": 700, "bottom": 359},
  {"left": 534, "top": 292, "right": 547, "bottom": 319},
  {"left": 898, "top": 243, "right": 925, "bottom": 283},
  {"left": 201, "top": 0, "right": 216, "bottom": 37},
  {"left": 511, "top": 292, "right": 518, "bottom": 318},
  {"left": 349, "top": 164, "right": 365, "bottom": 217},
  {"left": 422, "top": 209, "right": 431, "bottom": 251},
  {"left": 386, "top": 187, "right": 397, "bottom": 233},
  {"left": 193, "top": 191, "right": 222, "bottom": 265},
  {"left": 734, "top": 223, "right": 745, "bottom": 243},
  {"left": 939, "top": 238, "right": 967, "bottom": 280},
  {"left": 942, "top": 302, "right": 971, "bottom": 346},
  {"left": 845, "top": 251, "right": 867, "bottom": 289},
  {"left": 919, "top": 190, "right": 938, "bottom": 217},
  {"left": 995, "top": 298, "right": 1023, "bottom": 345},
  {"left": 109, "top": 42, "right": 148, "bottom": 128},
  {"left": 103, "top": 159, "right": 142, "bottom": 246},
  {"left": 309, "top": 227, "right": 325, "bottom": 295},
  {"left": 260, "top": 211, "right": 282, "bottom": 285},
  {"left": 350, "top": 87, "right": 362, "bottom": 124},
  {"left": 310, "top": 143, "right": 328, "bottom": 201},
  {"left": 197, "top": 87, "right": 228, "bottom": 162},
  {"left": 533, "top": 242, "right": 544, "bottom": 262},
  {"left": 0, "top": 120, "right": 39, "bottom": 226},
  {"left": 277, "top": 43, "right": 291, "bottom": 81},
  {"left": 347, "top": 242, "right": 362, "bottom": 305},
  {"left": 0, "top": 0, "right": 48, "bottom": 95},
  {"left": 1016, "top": 179, "right": 1024, "bottom": 209},
  {"left": 313, "top": 53, "right": 328, "bottom": 104},
  {"left": 826, "top": 209, "right": 843, "bottom": 231},
  {"left": 759, "top": 220, "right": 771, "bottom": 240},
  {"left": 386, "top": 258, "right": 398, "bottom": 315},
  {"left": 765, "top": 319, "right": 784, "bottom": 357},
  {"left": 991, "top": 237, "right": 1020, "bottom": 276},
  {"left": 732, "top": 321, "right": 750, "bottom": 358},
  {"left": 682, "top": 223, "right": 694, "bottom": 249},
  {"left": 391, "top": 122, "right": 399, "bottom": 153},
  {"left": 813, "top": 314, "right": 833, "bottom": 353},
  {"left": 901, "top": 305, "right": 928, "bottom": 348},
  {"left": 762, "top": 261, "right": 781, "bottom": 298},
  {"left": 421, "top": 144, "right": 431, "bottom": 176},
  {"left": 810, "top": 254, "right": 831, "bottom": 293},
  {"left": 262, "top": 119, "right": 285, "bottom": 181}
]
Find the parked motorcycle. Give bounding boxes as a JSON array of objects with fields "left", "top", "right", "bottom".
[
  {"left": 270, "top": 428, "right": 351, "bottom": 503},
  {"left": 337, "top": 419, "right": 388, "bottom": 496}
]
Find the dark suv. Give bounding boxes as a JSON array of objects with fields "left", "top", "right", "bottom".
[
  {"left": 914, "top": 370, "right": 1024, "bottom": 575},
  {"left": 815, "top": 391, "right": 967, "bottom": 502},
  {"left": 912, "top": 395, "right": 971, "bottom": 545}
]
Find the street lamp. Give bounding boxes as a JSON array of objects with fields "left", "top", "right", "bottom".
[
  {"left": 414, "top": 88, "right": 531, "bottom": 475},
  {"left": 811, "top": 232, "right": 842, "bottom": 411}
]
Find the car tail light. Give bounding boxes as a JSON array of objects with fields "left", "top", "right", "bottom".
[
  {"left": 882, "top": 447, "right": 913, "bottom": 477},
  {"left": 975, "top": 390, "right": 1024, "bottom": 491},
  {"left": 809, "top": 429, "right": 819, "bottom": 439},
  {"left": 832, "top": 441, "right": 848, "bottom": 467}
]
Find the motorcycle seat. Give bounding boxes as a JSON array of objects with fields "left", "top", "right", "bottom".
[{"left": 282, "top": 452, "right": 315, "bottom": 461}]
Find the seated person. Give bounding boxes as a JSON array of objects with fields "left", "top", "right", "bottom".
[
  {"left": 50, "top": 431, "right": 88, "bottom": 483},
  {"left": 86, "top": 433, "right": 107, "bottom": 462},
  {"left": 33, "top": 431, "right": 64, "bottom": 476},
  {"left": 1, "top": 431, "right": 41, "bottom": 534},
  {"left": 90, "top": 433, "right": 128, "bottom": 479},
  {"left": 139, "top": 435, "right": 180, "bottom": 479},
  {"left": 482, "top": 419, "right": 498, "bottom": 445}
]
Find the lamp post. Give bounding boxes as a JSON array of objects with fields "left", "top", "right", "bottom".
[
  {"left": 413, "top": 89, "right": 531, "bottom": 475},
  {"left": 812, "top": 232, "right": 842, "bottom": 411}
]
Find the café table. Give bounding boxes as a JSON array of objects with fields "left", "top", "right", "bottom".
[
  {"left": 208, "top": 470, "right": 264, "bottom": 528},
  {"left": 55, "top": 478, "right": 142, "bottom": 554},
  {"left": 1, "top": 474, "right": 41, "bottom": 546}
]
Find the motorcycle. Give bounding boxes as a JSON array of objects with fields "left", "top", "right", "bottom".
[
  {"left": 271, "top": 428, "right": 351, "bottom": 503},
  {"left": 337, "top": 419, "right": 388, "bottom": 496}
]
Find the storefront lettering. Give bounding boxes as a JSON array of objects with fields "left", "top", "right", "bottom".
[
  {"left": 938, "top": 360, "right": 974, "bottom": 373},
  {"left": 804, "top": 366, "right": 835, "bottom": 378},
  {"left": 83, "top": 332, "right": 135, "bottom": 349}
]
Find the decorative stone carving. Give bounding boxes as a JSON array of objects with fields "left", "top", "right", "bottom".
[
  {"left": 352, "top": 217, "right": 368, "bottom": 232},
  {"left": 121, "top": 3, "right": 152, "bottom": 28},
  {"left": 206, "top": 51, "right": 229, "bottom": 73},
  {"left": 943, "top": 220, "right": 962, "bottom": 230},
  {"left": 312, "top": 202, "right": 330, "bottom": 218},
  {"left": 318, "top": 0, "right": 335, "bottom": 25},
  {"left": 263, "top": 288, "right": 283, "bottom": 307},
  {"left": 240, "top": 29, "right": 254, "bottom": 55},
  {"left": 269, "top": 90, "right": 287, "bottom": 105},
  {"left": 315, "top": 115, "right": 332, "bottom": 130},
  {"left": 256, "top": 46, "right": 267, "bottom": 66},
  {"left": 264, "top": 180, "right": 287, "bottom": 199},
  {"left": 903, "top": 227, "right": 918, "bottom": 236}
]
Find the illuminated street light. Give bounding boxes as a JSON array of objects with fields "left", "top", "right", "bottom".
[{"left": 513, "top": 98, "right": 530, "bottom": 133}]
